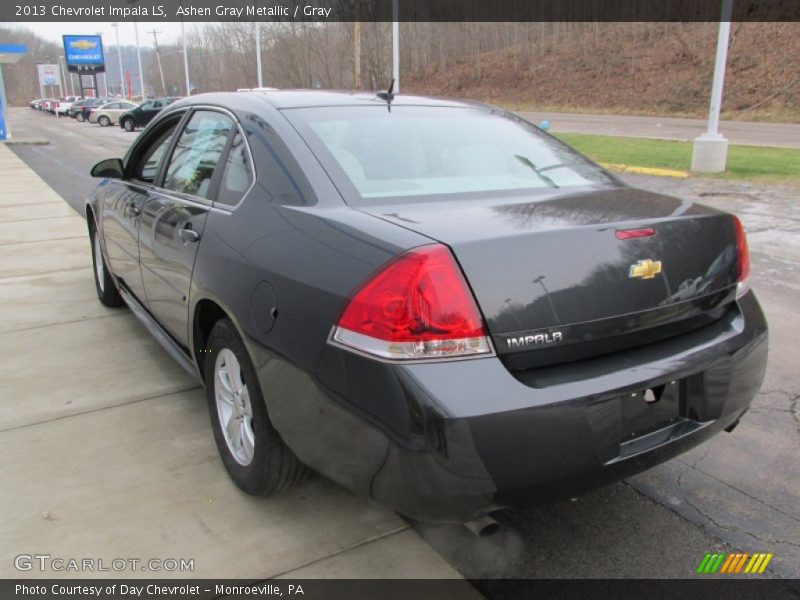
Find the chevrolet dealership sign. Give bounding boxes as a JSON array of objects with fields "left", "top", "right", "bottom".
[{"left": 63, "top": 35, "right": 105, "bottom": 73}]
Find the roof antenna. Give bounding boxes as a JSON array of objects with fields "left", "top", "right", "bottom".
[{"left": 376, "top": 78, "right": 395, "bottom": 104}]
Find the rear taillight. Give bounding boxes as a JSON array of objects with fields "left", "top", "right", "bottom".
[
  {"left": 331, "top": 244, "right": 492, "bottom": 360},
  {"left": 734, "top": 216, "right": 750, "bottom": 299},
  {"left": 615, "top": 227, "right": 656, "bottom": 240}
]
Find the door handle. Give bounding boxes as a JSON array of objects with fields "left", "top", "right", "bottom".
[
  {"left": 127, "top": 202, "right": 141, "bottom": 216},
  {"left": 178, "top": 227, "right": 201, "bottom": 243}
]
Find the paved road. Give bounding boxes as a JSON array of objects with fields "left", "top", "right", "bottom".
[
  {"left": 518, "top": 111, "right": 800, "bottom": 148},
  {"left": 6, "top": 107, "right": 799, "bottom": 588},
  {"left": 6, "top": 107, "right": 133, "bottom": 216}
]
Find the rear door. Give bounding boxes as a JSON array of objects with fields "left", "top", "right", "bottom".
[{"left": 139, "top": 108, "right": 238, "bottom": 346}]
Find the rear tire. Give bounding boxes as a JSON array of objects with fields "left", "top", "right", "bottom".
[
  {"left": 122, "top": 119, "right": 135, "bottom": 132},
  {"left": 90, "top": 226, "right": 124, "bottom": 307},
  {"left": 98, "top": 115, "right": 110, "bottom": 127},
  {"left": 204, "top": 318, "right": 306, "bottom": 496}
]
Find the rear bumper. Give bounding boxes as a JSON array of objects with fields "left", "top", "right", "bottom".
[{"left": 259, "top": 292, "right": 768, "bottom": 523}]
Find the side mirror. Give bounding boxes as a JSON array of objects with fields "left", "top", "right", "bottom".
[{"left": 91, "top": 158, "right": 125, "bottom": 179}]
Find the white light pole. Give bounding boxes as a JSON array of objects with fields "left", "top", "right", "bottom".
[
  {"left": 255, "top": 22, "right": 263, "bottom": 88},
  {"left": 58, "top": 55, "right": 68, "bottom": 96},
  {"left": 134, "top": 22, "right": 145, "bottom": 98},
  {"left": 691, "top": 0, "right": 733, "bottom": 173},
  {"left": 111, "top": 23, "right": 127, "bottom": 99},
  {"left": 181, "top": 20, "right": 191, "bottom": 95},
  {"left": 391, "top": 0, "right": 400, "bottom": 92}
]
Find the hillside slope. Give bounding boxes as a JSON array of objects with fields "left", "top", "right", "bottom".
[{"left": 403, "top": 23, "right": 800, "bottom": 122}]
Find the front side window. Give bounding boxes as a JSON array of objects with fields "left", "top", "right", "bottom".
[
  {"left": 132, "top": 122, "right": 179, "bottom": 183},
  {"left": 162, "top": 110, "right": 235, "bottom": 199},
  {"left": 285, "top": 106, "right": 614, "bottom": 203}
]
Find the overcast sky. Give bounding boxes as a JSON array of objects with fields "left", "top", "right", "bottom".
[{"left": 7, "top": 22, "right": 189, "bottom": 48}]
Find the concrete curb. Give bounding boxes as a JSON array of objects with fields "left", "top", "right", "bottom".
[
  {"left": 1, "top": 138, "right": 50, "bottom": 145},
  {"left": 600, "top": 162, "right": 690, "bottom": 179}
]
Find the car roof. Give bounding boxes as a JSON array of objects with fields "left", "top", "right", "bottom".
[{"left": 172, "top": 90, "right": 484, "bottom": 111}]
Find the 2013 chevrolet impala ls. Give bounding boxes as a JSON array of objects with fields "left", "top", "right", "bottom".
[{"left": 86, "top": 91, "right": 768, "bottom": 523}]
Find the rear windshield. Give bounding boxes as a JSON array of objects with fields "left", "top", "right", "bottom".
[{"left": 285, "top": 106, "right": 614, "bottom": 203}]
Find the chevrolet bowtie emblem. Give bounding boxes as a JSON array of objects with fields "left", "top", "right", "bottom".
[
  {"left": 70, "top": 40, "right": 98, "bottom": 50},
  {"left": 629, "top": 259, "right": 662, "bottom": 279}
]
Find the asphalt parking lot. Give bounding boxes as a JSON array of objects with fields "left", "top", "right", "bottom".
[{"left": 3, "top": 107, "right": 799, "bottom": 588}]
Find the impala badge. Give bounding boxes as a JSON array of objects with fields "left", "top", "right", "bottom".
[{"left": 629, "top": 259, "right": 662, "bottom": 279}]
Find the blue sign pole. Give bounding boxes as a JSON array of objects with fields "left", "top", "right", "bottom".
[
  {"left": 0, "top": 44, "right": 28, "bottom": 141},
  {"left": 0, "top": 65, "right": 7, "bottom": 141}
]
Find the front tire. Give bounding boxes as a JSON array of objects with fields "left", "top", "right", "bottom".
[
  {"left": 90, "top": 226, "right": 124, "bottom": 307},
  {"left": 122, "top": 119, "right": 135, "bottom": 132},
  {"left": 98, "top": 115, "right": 110, "bottom": 127},
  {"left": 204, "top": 318, "right": 306, "bottom": 495}
]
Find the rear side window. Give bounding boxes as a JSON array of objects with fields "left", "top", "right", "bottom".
[
  {"left": 162, "top": 111, "right": 235, "bottom": 199},
  {"left": 216, "top": 132, "right": 253, "bottom": 206}
]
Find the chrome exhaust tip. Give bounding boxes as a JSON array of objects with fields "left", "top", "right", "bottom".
[{"left": 464, "top": 514, "right": 500, "bottom": 537}]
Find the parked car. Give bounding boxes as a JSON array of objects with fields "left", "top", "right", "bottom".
[
  {"left": 69, "top": 98, "right": 99, "bottom": 119},
  {"left": 45, "top": 99, "right": 62, "bottom": 113},
  {"left": 88, "top": 100, "right": 139, "bottom": 126},
  {"left": 118, "top": 97, "right": 182, "bottom": 132},
  {"left": 54, "top": 96, "right": 83, "bottom": 115},
  {"left": 86, "top": 91, "right": 768, "bottom": 524},
  {"left": 34, "top": 98, "right": 54, "bottom": 111},
  {"left": 29, "top": 98, "right": 45, "bottom": 109},
  {"left": 74, "top": 98, "right": 109, "bottom": 122}
]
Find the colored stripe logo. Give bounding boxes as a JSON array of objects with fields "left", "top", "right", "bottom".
[{"left": 696, "top": 552, "right": 773, "bottom": 574}]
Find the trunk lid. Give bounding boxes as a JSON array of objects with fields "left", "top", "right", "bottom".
[{"left": 359, "top": 186, "right": 740, "bottom": 368}]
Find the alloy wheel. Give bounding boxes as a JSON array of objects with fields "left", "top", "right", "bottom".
[
  {"left": 214, "top": 348, "right": 255, "bottom": 466},
  {"left": 93, "top": 231, "right": 105, "bottom": 293}
]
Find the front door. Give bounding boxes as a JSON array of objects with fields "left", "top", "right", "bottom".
[
  {"left": 139, "top": 109, "right": 238, "bottom": 346},
  {"left": 103, "top": 112, "right": 183, "bottom": 303},
  {"left": 98, "top": 179, "right": 147, "bottom": 302}
]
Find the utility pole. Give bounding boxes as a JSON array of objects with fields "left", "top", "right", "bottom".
[
  {"left": 255, "top": 22, "right": 263, "bottom": 88},
  {"left": 147, "top": 30, "right": 167, "bottom": 96},
  {"left": 180, "top": 19, "right": 191, "bottom": 95},
  {"left": 111, "top": 23, "right": 127, "bottom": 99},
  {"left": 391, "top": 0, "right": 399, "bottom": 92},
  {"left": 125, "top": 1, "right": 146, "bottom": 98},
  {"left": 354, "top": 18, "right": 361, "bottom": 89},
  {"left": 134, "top": 22, "right": 145, "bottom": 98}
]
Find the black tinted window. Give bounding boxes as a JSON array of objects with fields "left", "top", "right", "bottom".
[
  {"left": 133, "top": 124, "right": 178, "bottom": 183},
  {"left": 216, "top": 132, "right": 253, "bottom": 206},
  {"left": 163, "top": 111, "right": 235, "bottom": 199}
]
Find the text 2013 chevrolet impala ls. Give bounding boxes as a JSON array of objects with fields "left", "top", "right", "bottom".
[{"left": 86, "top": 91, "right": 768, "bottom": 523}]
